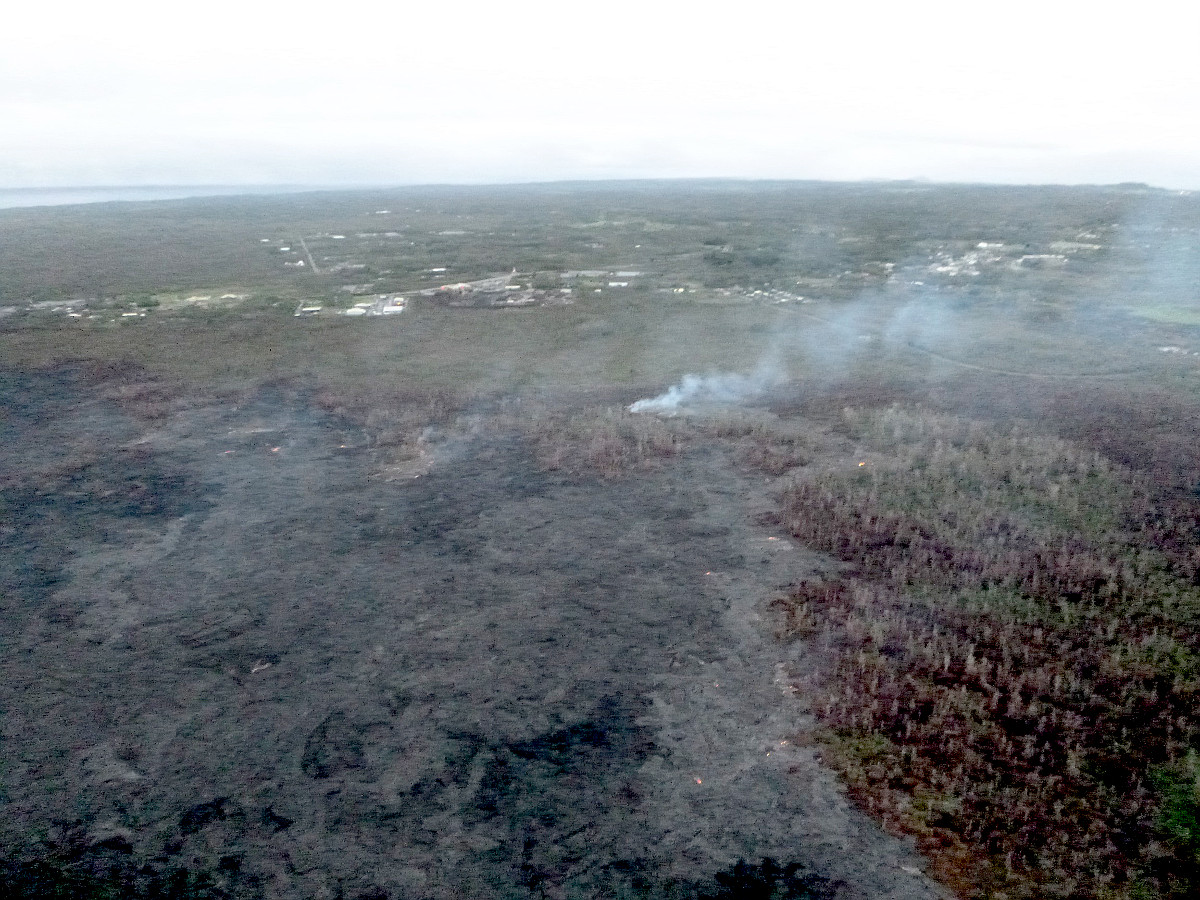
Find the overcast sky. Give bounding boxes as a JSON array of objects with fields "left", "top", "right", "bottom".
[{"left": 5, "top": 1, "right": 1199, "bottom": 189}]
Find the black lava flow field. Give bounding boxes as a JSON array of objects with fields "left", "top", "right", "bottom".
[{"left": 1, "top": 372, "right": 945, "bottom": 899}]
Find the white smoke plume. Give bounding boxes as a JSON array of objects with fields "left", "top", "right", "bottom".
[{"left": 629, "top": 363, "right": 782, "bottom": 414}]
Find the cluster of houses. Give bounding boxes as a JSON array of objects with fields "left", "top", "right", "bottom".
[
  {"left": 344, "top": 295, "right": 408, "bottom": 317},
  {"left": 294, "top": 267, "right": 652, "bottom": 317},
  {"left": 293, "top": 295, "right": 408, "bottom": 318}
]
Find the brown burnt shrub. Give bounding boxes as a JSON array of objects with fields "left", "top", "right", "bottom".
[
  {"left": 776, "top": 406, "right": 1200, "bottom": 899},
  {"left": 525, "top": 407, "right": 685, "bottom": 478}
]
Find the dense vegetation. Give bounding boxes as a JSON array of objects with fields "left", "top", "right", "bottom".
[
  {"left": 772, "top": 406, "right": 1200, "bottom": 899},
  {"left": 4, "top": 181, "right": 1193, "bottom": 308}
]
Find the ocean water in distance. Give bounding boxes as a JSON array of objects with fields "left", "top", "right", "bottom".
[{"left": 0, "top": 185, "right": 329, "bottom": 210}]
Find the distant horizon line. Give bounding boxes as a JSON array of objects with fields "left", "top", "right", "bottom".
[
  {"left": 0, "top": 177, "right": 1184, "bottom": 211},
  {"left": 0, "top": 176, "right": 1177, "bottom": 192}
]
